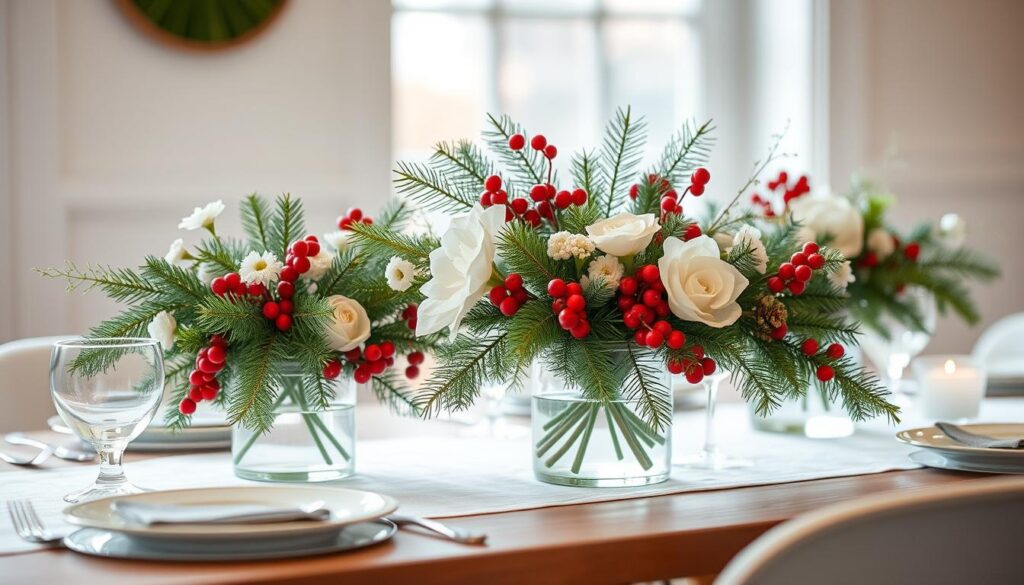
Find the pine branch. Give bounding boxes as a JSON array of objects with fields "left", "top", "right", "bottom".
[
  {"left": 415, "top": 333, "right": 508, "bottom": 417},
  {"left": 394, "top": 161, "right": 475, "bottom": 213},
  {"left": 141, "top": 256, "right": 207, "bottom": 302},
  {"left": 36, "top": 262, "right": 161, "bottom": 304},
  {"left": 316, "top": 249, "right": 362, "bottom": 297},
  {"left": 240, "top": 193, "right": 271, "bottom": 251},
  {"left": 496, "top": 222, "right": 569, "bottom": 292},
  {"left": 482, "top": 113, "right": 549, "bottom": 187},
  {"left": 377, "top": 199, "right": 414, "bottom": 230},
  {"left": 227, "top": 336, "right": 285, "bottom": 433},
  {"left": 708, "top": 125, "right": 787, "bottom": 233},
  {"left": 431, "top": 140, "right": 495, "bottom": 192},
  {"left": 655, "top": 119, "right": 715, "bottom": 186},
  {"left": 269, "top": 194, "right": 306, "bottom": 259},
  {"left": 599, "top": 106, "right": 647, "bottom": 216},
  {"left": 623, "top": 344, "right": 672, "bottom": 432},
  {"left": 194, "top": 238, "right": 244, "bottom": 274},
  {"left": 347, "top": 221, "right": 439, "bottom": 264},
  {"left": 371, "top": 370, "right": 422, "bottom": 417},
  {"left": 197, "top": 296, "right": 269, "bottom": 343}
]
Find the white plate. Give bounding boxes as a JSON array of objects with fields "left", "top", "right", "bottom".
[
  {"left": 896, "top": 424, "right": 1024, "bottom": 458},
  {"left": 49, "top": 415, "right": 232, "bottom": 451},
  {"left": 910, "top": 450, "right": 1024, "bottom": 474},
  {"left": 63, "top": 486, "right": 398, "bottom": 542},
  {"left": 63, "top": 520, "right": 396, "bottom": 561}
]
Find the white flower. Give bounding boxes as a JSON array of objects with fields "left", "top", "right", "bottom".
[
  {"left": 585, "top": 255, "right": 625, "bottom": 289},
  {"left": 178, "top": 200, "right": 226, "bottom": 231},
  {"left": 325, "top": 295, "right": 372, "bottom": 352},
  {"left": 147, "top": 311, "right": 176, "bottom": 352},
  {"left": 238, "top": 251, "right": 283, "bottom": 287},
  {"left": 586, "top": 212, "right": 661, "bottom": 257},
  {"left": 829, "top": 260, "right": 856, "bottom": 291},
  {"left": 385, "top": 256, "right": 417, "bottom": 292},
  {"left": 197, "top": 263, "right": 219, "bottom": 285},
  {"left": 417, "top": 204, "right": 507, "bottom": 339},
  {"left": 307, "top": 282, "right": 318, "bottom": 294},
  {"left": 730, "top": 225, "right": 769, "bottom": 274},
  {"left": 547, "top": 231, "right": 595, "bottom": 260},
  {"left": 866, "top": 228, "right": 895, "bottom": 259},
  {"left": 323, "top": 231, "right": 350, "bottom": 253},
  {"left": 302, "top": 249, "right": 333, "bottom": 281},
  {"left": 788, "top": 192, "right": 864, "bottom": 258},
  {"left": 658, "top": 235, "right": 749, "bottom": 328},
  {"left": 164, "top": 238, "right": 188, "bottom": 266},
  {"left": 938, "top": 213, "right": 966, "bottom": 247},
  {"left": 712, "top": 231, "right": 734, "bottom": 252}
]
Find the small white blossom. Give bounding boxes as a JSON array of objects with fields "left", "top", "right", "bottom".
[
  {"left": 238, "top": 251, "right": 283, "bottom": 287},
  {"left": 585, "top": 255, "right": 625, "bottom": 289},
  {"left": 547, "top": 231, "right": 595, "bottom": 260},
  {"left": 197, "top": 263, "right": 219, "bottom": 285},
  {"left": 302, "top": 249, "right": 334, "bottom": 281},
  {"left": 829, "top": 260, "right": 856, "bottom": 291},
  {"left": 147, "top": 311, "right": 176, "bottom": 352},
  {"left": 730, "top": 225, "right": 769, "bottom": 274},
  {"left": 323, "top": 231, "right": 350, "bottom": 253},
  {"left": 866, "top": 228, "right": 895, "bottom": 259},
  {"left": 385, "top": 256, "right": 418, "bottom": 292},
  {"left": 178, "top": 200, "right": 226, "bottom": 231},
  {"left": 164, "top": 238, "right": 188, "bottom": 266}
]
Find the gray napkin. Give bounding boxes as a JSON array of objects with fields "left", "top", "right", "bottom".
[
  {"left": 934, "top": 422, "right": 1024, "bottom": 449},
  {"left": 113, "top": 500, "right": 331, "bottom": 526}
]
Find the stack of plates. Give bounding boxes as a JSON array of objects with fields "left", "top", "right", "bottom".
[
  {"left": 50, "top": 409, "right": 231, "bottom": 451},
  {"left": 61, "top": 486, "right": 398, "bottom": 561},
  {"left": 897, "top": 424, "right": 1024, "bottom": 474}
]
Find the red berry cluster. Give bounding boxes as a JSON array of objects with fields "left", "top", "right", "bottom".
[
  {"left": 766, "top": 242, "right": 826, "bottom": 297},
  {"left": 547, "top": 278, "right": 591, "bottom": 339},
  {"left": 260, "top": 235, "right": 321, "bottom": 332},
  {"left": 616, "top": 266, "right": 682, "bottom": 349},
  {"left": 479, "top": 175, "right": 511, "bottom": 216},
  {"left": 667, "top": 345, "right": 718, "bottom": 385},
  {"left": 337, "top": 208, "right": 373, "bottom": 230},
  {"left": 406, "top": 351, "right": 425, "bottom": 380},
  {"left": 344, "top": 341, "right": 397, "bottom": 384},
  {"left": 489, "top": 273, "right": 530, "bottom": 316},
  {"left": 800, "top": 338, "right": 846, "bottom": 381},
  {"left": 509, "top": 132, "right": 558, "bottom": 161},
  {"left": 211, "top": 272, "right": 265, "bottom": 298},
  {"left": 751, "top": 171, "right": 810, "bottom": 217},
  {"left": 401, "top": 304, "right": 418, "bottom": 331},
  {"left": 178, "top": 335, "right": 228, "bottom": 415}
]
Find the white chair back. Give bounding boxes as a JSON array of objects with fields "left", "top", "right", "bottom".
[
  {"left": 716, "top": 476, "right": 1024, "bottom": 585},
  {"left": 0, "top": 336, "right": 71, "bottom": 432},
  {"left": 974, "top": 312, "right": 1024, "bottom": 368}
]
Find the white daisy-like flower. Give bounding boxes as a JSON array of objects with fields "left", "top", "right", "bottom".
[
  {"left": 302, "top": 249, "right": 334, "bottom": 281},
  {"left": 829, "top": 260, "right": 856, "bottom": 291},
  {"left": 178, "top": 200, "right": 226, "bottom": 231},
  {"left": 547, "top": 231, "right": 595, "bottom": 260},
  {"left": 238, "top": 251, "right": 283, "bottom": 286},
  {"left": 730, "top": 225, "right": 769, "bottom": 274},
  {"left": 323, "top": 231, "right": 350, "bottom": 253},
  {"left": 164, "top": 238, "right": 189, "bottom": 266},
  {"left": 147, "top": 311, "right": 176, "bottom": 352},
  {"left": 385, "top": 256, "right": 418, "bottom": 292},
  {"left": 197, "top": 263, "right": 219, "bottom": 285},
  {"left": 585, "top": 254, "right": 625, "bottom": 289}
]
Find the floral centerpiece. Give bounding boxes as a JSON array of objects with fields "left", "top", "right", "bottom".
[
  {"left": 349, "top": 108, "right": 898, "bottom": 485},
  {"left": 41, "top": 195, "right": 439, "bottom": 480}
]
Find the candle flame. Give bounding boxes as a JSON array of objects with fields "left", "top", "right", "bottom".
[{"left": 944, "top": 359, "right": 957, "bottom": 375}]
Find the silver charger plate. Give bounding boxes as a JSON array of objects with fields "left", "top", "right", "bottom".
[
  {"left": 62, "top": 519, "right": 396, "bottom": 561},
  {"left": 910, "top": 450, "right": 1024, "bottom": 475}
]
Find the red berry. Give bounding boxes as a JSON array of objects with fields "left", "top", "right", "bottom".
[
  {"left": 826, "top": 343, "right": 845, "bottom": 360},
  {"left": 323, "top": 360, "right": 342, "bottom": 380},
  {"left": 510, "top": 197, "right": 529, "bottom": 215},
  {"left": 788, "top": 280, "right": 806, "bottom": 295},
  {"left": 178, "top": 398, "right": 197, "bottom": 415},
  {"left": 801, "top": 338, "right": 819, "bottom": 356},
  {"left": 689, "top": 183, "right": 705, "bottom": 196},
  {"left": 653, "top": 320, "right": 672, "bottom": 335},
  {"left": 407, "top": 351, "right": 425, "bottom": 366},
  {"left": 484, "top": 175, "right": 502, "bottom": 192},
  {"left": 661, "top": 198, "right": 677, "bottom": 213},
  {"left": 279, "top": 299, "right": 293, "bottom": 314},
  {"left": 807, "top": 253, "right": 825, "bottom": 270},
  {"left": 209, "top": 334, "right": 227, "bottom": 348},
  {"left": 337, "top": 217, "right": 352, "bottom": 230},
  {"left": 200, "top": 385, "right": 218, "bottom": 401},
  {"left": 492, "top": 190, "right": 508, "bottom": 206},
  {"left": 684, "top": 224, "right": 702, "bottom": 240},
  {"left": 291, "top": 240, "right": 309, "bottom": 257},
  {"left": 816, "top": 365, "right": 835, "bottom": 382},
  {"left": 566, "top": 320, "right": 589, "bottom": 339},
  {"left": 407, "top": 318, "right": 417, "bottom": 330},
  {"left": 645, "top": 330, "right": 664, "bottom": 348},
  {"left": 262, "top": 301, "right": 280, "bottom": 320},
  {"left": 489, "top": 285, "right": 507, "bottom": 306},
  {"left": 197, "top": 358, "right": 219, "bottom": 374},
  {"left": 530, "top": 135, "right": 547, "bottom": 150},
  {"left": 230, "top": 282, "right": 247, "bottom": 296},
  {"left": 480, "top": 191, "right": 493, "bottom": 207},
  {"left": 277, "top": 281, "right": 295, "bottom": 299},
  {"left": 544, "top": 145, "right": 558, "bottom": 159},
  {"left": 547, "top": 278, "right": 567, "bottom": 298},
  {"left": 634, "top": 330, "right": 648, "bottom": 345},
  {"left": 536, "top": 201, "right": 553, "bottom": 220},
  {"left": 530, "top": 184, "right": 548, "bottom": 202},
  {"left": 639, "top": 264, "right": 660, "bottom": 284},
  {"left": 499, "top": 296, "right": 520, "bottom": 316},
  {"left": 364, "top": 344, "right": 383, "bottom": 362},
  {"left": 224, "top": 272, "right": 241, "bottom": 286},
  {"left": 623, "top": 312, "right": 641, "bottom": 329},
  {"left": 211, "top": 277, "right": 229, "bottom": 296},
  {"left": 248, "top": 283, "right": 266, "bottom": 297},
  {"left": 380, "top": 341, "right": 396, "bottom": 358},
  {"left": 571, "top": 189, "right": 587, "bottom": 206},
  {"left": 280, "top": 266, "right": 298, "bottom": 283},
  {"left": 552, "top": 299, "right": 567, "bottom": 315},
  {"left": 188, "top": 370, "right": 204, "bottom": 386},
  {"left": 619, "top": 276, "right": 638, "bottom": 296},
  {"left": 558, "top": 308, "right": 579, "bottom": 329},
  {"left": 803, "top": 242, "right": 819, "bottom": 255},
  {"left": 513, "top": 288, "right": 529, "bottom": 304},
  {"left": 791, "top": 252, "right": 808, "bottom": 266},
  {"left": 794, "top": 265, "right": 813, "bottom": 282},
  {"left": 291, "top": 256, "right": 311, "bottom": 274},
  {"left": 189, "top": 386, "right": 204, "bottom": 402},
  {"left": 554, "top": 190, "right": 571, "bottom": 209},
  {"left": 667, "top": 359, "right": 686, "bottom": 375},
  {"left": 685, "top": 367, "right": 705, "bottom": 385},
  {"left": 347, "top": 208, "right": 363, "bottom": 221},
  {"left": 904, "top": 243, "right": 921, "bottom": 262},
  {"left": 767, "top": 276, "right": 785, "bottom": 294},
  {"left": 207, "top": 345, "right": 227, "bottom": 364},
  {"left": 275, "top": 314, "right": 293, "bottom": 331},
  {"left": 668, "top": 330, "right": 686, "bottom": 349},
  {"left": 344, "top": 348, "right": 361, "bottom": 363},
  {"left": 691, "top": 167, "right": 711, "bottom": 185},
  {"left": 306, "top": 240, "right": 321, "bottom": 256},
  {"left": 629, "top": 184, "right": 640, "bottom": 200},
  {"left": 771, "top": 324, "right": 788, "bottom": 340},
  {"left": 369, "top": 359, "right": 387, "bottom": 375},
  {"left": 778, "top": 263, "right": 795, "bottom": 280},
  {"left": 405, "top": 365, "right": 420, "bottom": 379},
  {"left": 566, "top": 294, "right": 586, "bottom": 312},
  {"left": 354, "top": 366, "right": 371, "bottom": 384},
  {"left": 509, "top": 133, "right": 526, "bottom": 150},
  {"left": 566, "top": 282, "right": 583, "bottom": 296},
  {"left": 701, "top": 357, "right": 717, "bottom": 376},
  {"left": 642, "top": 288, "right": 662, "bottom": 308}
]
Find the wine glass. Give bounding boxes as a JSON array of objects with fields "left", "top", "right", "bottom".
[
  {"left": 674, "top": 369, "right": 753, "bottom": 469},
  {"left": 859, "top": 287, "right": 937, "bottom": 406},
  {"left": 50, "top": 338, "right": 164, "bottom": 503}
]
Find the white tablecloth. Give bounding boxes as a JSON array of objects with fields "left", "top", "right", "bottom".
[{"left": 3, "top": 399, "right": 1023, "bottom": 555}]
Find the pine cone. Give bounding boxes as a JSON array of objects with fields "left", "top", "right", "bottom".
[{"left": 754, "top": 295, "right": 788, "bottom": 340}]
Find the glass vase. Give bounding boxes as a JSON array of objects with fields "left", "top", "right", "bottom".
[
  {"left": 232, "top": 367, "right": 356, "bottom": 482},
  {"left": 530, "top": 360, "right": 671, "bottom": 487},
  {"left": 749, "top": 388, "right": 854, "bottom": 439}
]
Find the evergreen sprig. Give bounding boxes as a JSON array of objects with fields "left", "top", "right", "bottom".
[{"left": 597, "top": 106, "right": 647, "bottom": 216}]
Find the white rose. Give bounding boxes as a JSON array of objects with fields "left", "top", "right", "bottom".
[
  {"left": 730, "top": 225, "right": 769, "bottom": 274},
  {"left": 417, "top": 204, "right": 507, "bottom": 339},
  {"left": 325, "top": 295, "right": 371, "bottom": 352},
  {"left": 147, "top": 311, "right": 176, "bottom": 352},
  {"left": 788, "top": 192, "right": 864, "bottom": 258},
  {"left": 938, "top": 213, "right": 966, "bottom": 247},
  {"left": 164, "top": 238, "right": 188, "bottom": 266},
  {"left": 866, "top": 228, "right": 895, "bottom": 259},
  {"left": 302, "top": 249, "right": 334, "bottom": 281},
  {"left": 585, "top": 212, "right": 661, "bottom": 257},
  {"left": 712, "top": 231, "right": 734, "bottom": 252},
  {"left": 178, "top": 200, "right": 226, "bottom": 231},
  {"left": 385, "top": 256, "right": 417, "bottom": 292},
  {"left": 658, "top": 235, "right": 749, "bottom": 328}
]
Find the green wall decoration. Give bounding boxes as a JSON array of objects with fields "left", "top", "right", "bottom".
[{"left": 116, "top": 0, "right": 288, "bottom": 51}]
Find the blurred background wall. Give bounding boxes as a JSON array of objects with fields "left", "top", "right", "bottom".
[{"left": 1, "top": 0, "right": 1022, "bottom": 354}]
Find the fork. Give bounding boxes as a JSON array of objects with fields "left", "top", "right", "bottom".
[
  {"left": 386, "top": 514, "right": 487, "bottom": 545},
  {"left": 6, "top": 500, "right": 63, "bottom": 546},
  {"left": 4, "top": 434, "right": 96, "bottom": 462},
  {"left": 0, "top": 444, "right": 54, "bottom": 467}
]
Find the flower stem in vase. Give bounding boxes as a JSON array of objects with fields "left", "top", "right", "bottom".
[
  {"left": 570, "top": 405, "right": 600, "bottom": 474},
  {"left": 608, "top": 403, "right": 654, "bottom": 471},
  {"left": 536, "top": 403, "right": 590, "bottom": 457},
  {"left": 232, "top": 391, "right": 290, "bottom": 465},
  {"left": 605, "top": 408, "right": 624, "bottom": 461},
  {"left": 543, "top": 405, "right": 594, "bottom": 468}
]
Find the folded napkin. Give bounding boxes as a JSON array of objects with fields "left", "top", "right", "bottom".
[
  {"left": 113, "top": 500, "right": 331, "bottom": 526},
  {"left": 934, "top": 422, "right": 1024, "bottom": 449}
]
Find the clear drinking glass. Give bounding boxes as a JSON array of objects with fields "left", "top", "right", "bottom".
[
  {"left": 50, "top": 338, "right": 164, "bottom": 503},
  {"left": 859, "top": 287, "right": 937, "bottom": 406},
  {"left": 674, "top": 370, "right": 753, "bottom": 469}
]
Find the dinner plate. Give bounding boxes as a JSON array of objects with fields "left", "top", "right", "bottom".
[
  {"left": 910, "top": 450, "right": 1024, "bottom": 475},
  {"left": 49, "top": 414, "right": 232, "bottom": 451},
  {"left": 63, "top": 486, "right": 398, "bottom": 542},
  {"left": 896, "top": 424, "right": 1024, "bottom": 459},
  {"left": 63, "top": 520, "right": 396, "bottom": 561}
]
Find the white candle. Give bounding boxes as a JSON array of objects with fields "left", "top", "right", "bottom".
[{"left": 912, "top": 355, "right": 986, "bottom": 421}]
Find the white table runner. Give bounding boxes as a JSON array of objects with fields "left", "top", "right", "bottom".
[{"left": 4, "top": 399, "right": 1023, "bottom": 555}]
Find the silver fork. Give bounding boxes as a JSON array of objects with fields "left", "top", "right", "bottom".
[
  {"left": 6, "top": 500, "right": 63, "bottom": 546},
  {"left": 0, "top": 444, "right": 54, "bottom": 467},
  {"left": 386, "top": 514, "right": 487, "bottom": 545},
  {"left": 5, "top": 434, "right": 95, "bottom": 462}
]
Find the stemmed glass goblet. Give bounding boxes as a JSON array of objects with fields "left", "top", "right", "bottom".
[
  {"left": 50, "top": 338, "right": 164, "bottom": 503},
  {"left": 674, "top": 369, "right": 753, "bottom": 470}
]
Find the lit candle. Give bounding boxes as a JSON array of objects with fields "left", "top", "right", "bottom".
[{"left": 912, "top": 355, "right": 986, "bottom": 421}]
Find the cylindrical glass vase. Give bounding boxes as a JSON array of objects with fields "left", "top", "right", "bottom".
[
  {"left": 531, "top": 361, "right": 671, "bottom": 487},
  {"left": 749, "top": 389, "right": 854, "bottom": 439},
  {"left": 232, "top": 368, "right": 356, "bottom": 482}
]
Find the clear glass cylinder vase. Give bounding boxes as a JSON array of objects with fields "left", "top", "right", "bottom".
[
  {"left": 749, "top": 389, "right": 854, "bottom": 439},
  {"left": 232, "top": 367, "right": 356, "bottom": 482},
  {"left": 530, "top": 360, "right": 672, "bottom": 487}
]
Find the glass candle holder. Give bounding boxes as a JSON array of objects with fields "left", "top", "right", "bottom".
[{"left": 912, "top": 355, "right": 986, "bottom": 422}]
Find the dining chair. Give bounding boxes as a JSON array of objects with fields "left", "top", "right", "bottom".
[
  {"left": 716, "top": 476, "right": 1024, "bottom": 585},
  {"left": 0, "top": 336, "right": 71, "bottom": 432}
]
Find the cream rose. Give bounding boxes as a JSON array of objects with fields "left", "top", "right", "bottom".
[
  {"left": 658, "top": 235, "right": 749, "bottom": 328},
  {"left": 788, "top": 192, "right": 864, "bottom": 258},
  {"left": 866, "top": 228, "right": 895, "bottom": 260},
  {"left": 416, "top": 204, "right": 507, "bottom": 340},
  {"left": 585, "top": 212, "right": 661, "bottom": 257},
  {"left": 325, "top": 295, "right": 371, "bottom": 352}
]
